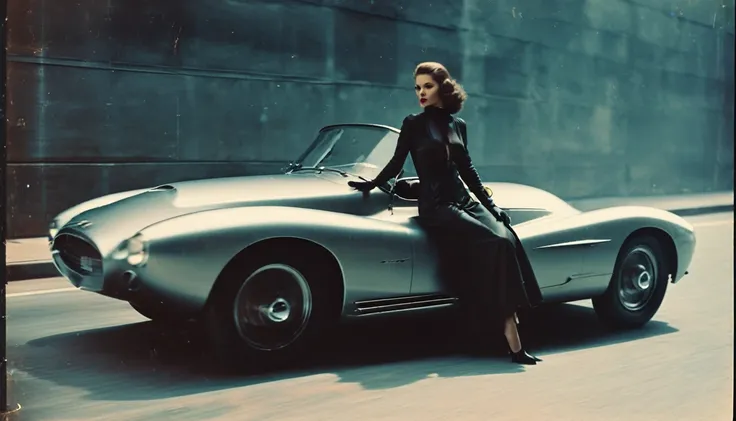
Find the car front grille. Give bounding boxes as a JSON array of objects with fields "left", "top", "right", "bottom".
[{"left": 52, "top": 234, "right": 104, "bottom": 275}]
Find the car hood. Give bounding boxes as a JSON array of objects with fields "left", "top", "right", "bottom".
[
  {"left": 58, "top": 172, "right": 350, "bottom": 254},
  {"left": 57, "top": 172, "right": 579, "bottom": 255},
  {"left": 483, "top": 182, "right": 578, "bottom": 215}
]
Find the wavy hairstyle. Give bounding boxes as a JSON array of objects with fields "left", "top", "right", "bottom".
[{"left": 413, "top": 62, "right": 468, "bottom": 114}]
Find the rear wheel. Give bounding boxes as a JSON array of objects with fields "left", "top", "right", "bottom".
[
  {"left": 592, "top": 235, "right": 669, "bottom": 329},
  {"left": 205, "top": 247, "right": 339, "bottom": 371}
]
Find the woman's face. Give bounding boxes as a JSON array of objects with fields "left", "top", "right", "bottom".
[{"left": 415, "top": 74, "right": 441, "bottom": 108}]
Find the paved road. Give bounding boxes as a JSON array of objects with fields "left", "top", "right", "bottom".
[{"left": 6, "top": 213, "right": 734, "bottom": 421}]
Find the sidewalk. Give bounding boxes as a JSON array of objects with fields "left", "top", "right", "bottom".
[
  {"left": 5, "top": 191, "right": 733, "bottom": 281},
  {"left": 5, "top": 237, "right": 56, "bottom": 282},
  {"left": 569, "top": 191, "right": 734, "bottom": 215}
]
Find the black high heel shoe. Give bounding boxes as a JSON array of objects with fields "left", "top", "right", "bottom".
[
  {"left": 510, "top": 349, "right": 542, "bottom": 365},
  {"left": 506, "top": 316, "right": 542, "bottom": 364}
]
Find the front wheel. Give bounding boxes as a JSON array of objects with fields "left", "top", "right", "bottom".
[
  {"left": 204, "top": 250, "right": 338, "bottom": 371},
  {"left": 592, "top": 235, "right": 669, "bottom": 329}
]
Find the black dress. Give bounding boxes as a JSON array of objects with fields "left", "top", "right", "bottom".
[{"left": 371, "top": 106, "right": 543, "bottom": 334}]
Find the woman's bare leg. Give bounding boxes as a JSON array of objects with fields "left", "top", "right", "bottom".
[
  {"left": 503, "top": 312, "right": 542, "bottom": 364},
  {"left": 504, "top": 315, "right": 522, "bottom": 353}
]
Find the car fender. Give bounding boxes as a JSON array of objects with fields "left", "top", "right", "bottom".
[
  {"left": 570, "top": 206, "right": 696, "bottom": 283},
  {"left": 49, "top": 188, "right": 149, "bottom": 238},
  {"left": 514, "top": 205, "right": 695, "bottom": 293},
  {"left": 134, "top": 206, "right": 416, "bottom": 314}
]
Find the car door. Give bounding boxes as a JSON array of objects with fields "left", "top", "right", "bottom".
[
  {"left": 366, "top": 171, "right": 449, "bottom": 297},
  {"left": 357, "top": 189, "right": 415, "bottom": 299}
]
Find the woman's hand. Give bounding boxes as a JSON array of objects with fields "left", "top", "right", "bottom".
[
  {"left": 481, "top": 197, "right": 511, "bottom": 225},
  {"left": 495, "top": 207, "right": 512, "bottom": 225},
  {"left": 348, "top": 180, "right": 376, "bottom": 193}
]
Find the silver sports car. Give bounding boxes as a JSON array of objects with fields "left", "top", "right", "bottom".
[{"left": 49, "top": 123, "right": 696, "bottom": 363}]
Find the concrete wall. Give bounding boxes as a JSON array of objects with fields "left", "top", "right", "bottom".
[{"left": 6, "top": 0, "right": 734, "bottom": 238}]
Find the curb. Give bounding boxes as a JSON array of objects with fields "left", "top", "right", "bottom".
[
  {"left": 5, "top": 204, "right": 733, "bottom": 283},
  {"left": 668, "top": 204, "right": 733, "bottom": 217},
  {"left": 7, "top": 261, "right": 60, "bottom": 282}
]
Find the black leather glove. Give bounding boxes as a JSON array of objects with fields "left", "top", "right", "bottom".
[
  {"left": 495, "top": 206, "right": 511, "bottom": 225},
  {"left": 480, "top": 195, "right": 511, "bottom": 225},
  {"left": 348, "top": 180, "right": 376, "bottom": 193}
]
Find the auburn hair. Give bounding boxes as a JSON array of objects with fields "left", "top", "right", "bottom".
[{"left": 413, "top": 62, "right": 468, "bottom": 114}]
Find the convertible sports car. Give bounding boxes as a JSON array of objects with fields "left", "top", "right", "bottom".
[{"left": 49, "top": 123, "right": 696, "bottom": 364}]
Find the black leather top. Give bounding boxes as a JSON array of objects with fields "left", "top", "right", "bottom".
[{"left": 372, "top": 106, "right": 494, "bottom": 215}]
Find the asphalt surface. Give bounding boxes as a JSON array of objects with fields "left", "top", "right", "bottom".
[{"left": 5, "top": 212, "right": 734, "bottom": 421}]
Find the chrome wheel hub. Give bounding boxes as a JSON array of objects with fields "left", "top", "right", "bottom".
[
  {"left": 265, "top": 298, "right": 290, "bottom": 323},
  {"left": 618, "top": 247, "right": 658, "bottom": 311},
  {"left": 233, "top": 263, "right": 312, "bottom": 351},
  {"left": 635, "top": 266, "right": 652, "bottom": 290}
]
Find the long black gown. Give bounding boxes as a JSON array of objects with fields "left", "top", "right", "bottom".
[{"left": 371, "top": 106, "right": 543, "bottom": 336}]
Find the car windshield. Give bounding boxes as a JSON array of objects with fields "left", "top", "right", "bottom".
[{"left": 290, "top": 124, "right": 403, "bottom": 178}]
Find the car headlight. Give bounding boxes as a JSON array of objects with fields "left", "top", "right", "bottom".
[{"left": 112, "top": 233, "right": 149, "bottom": 267}]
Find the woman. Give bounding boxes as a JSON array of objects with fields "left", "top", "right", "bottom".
[{"left": 348, "top": 62, "right": 544, "bottom": 365}]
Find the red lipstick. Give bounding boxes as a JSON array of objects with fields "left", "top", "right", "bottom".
[{"left": 420, "top": 98, "right": 427, "bottom": 104}]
